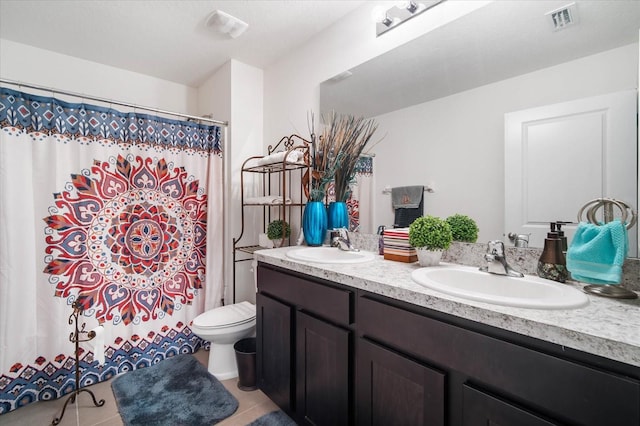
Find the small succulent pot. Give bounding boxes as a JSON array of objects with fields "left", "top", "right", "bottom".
[
  {"left": 409, "top": 215, "right": 453, "bottom": 266},
  {"left": 267, "top": 219, "right": 290, "bottom": 248}
]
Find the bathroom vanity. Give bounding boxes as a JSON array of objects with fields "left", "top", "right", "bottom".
[{"left": 255, "top": 248, "right": 640, "bottom": 426}]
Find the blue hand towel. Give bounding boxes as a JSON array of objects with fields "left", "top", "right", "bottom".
[{"left": 566, "top": 220, "right": 628, "bottom": 284}]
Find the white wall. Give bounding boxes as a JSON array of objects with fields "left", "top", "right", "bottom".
[
  {"left": 198, "top": 60, "right": 264, "bottom": 305},
  {"left": 229, "top": 61, "right": 263, "bottom": 304},
  {"left": 197, "top": 62, "right": 232, "bottom": 124},
  {"left": 0, "top": 39, "right": 197, "bottom": 114},
  {"left": 372, "top": 43, "right": 638, "bottom": 242}
]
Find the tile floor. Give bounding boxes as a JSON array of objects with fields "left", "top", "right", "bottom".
[{"left": 0, "top": 349, "right": 280, "bottom": 426}]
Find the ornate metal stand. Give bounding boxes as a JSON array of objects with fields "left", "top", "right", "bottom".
[{"left": 52, "top": 301, "right": 105, "bottom": 425}]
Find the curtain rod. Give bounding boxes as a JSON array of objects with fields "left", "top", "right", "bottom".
[{"left": 0, "top": 78, "right": 228, "bottom": 127}]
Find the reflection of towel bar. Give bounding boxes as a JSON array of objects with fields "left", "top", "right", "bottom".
[
  {"left": 383, "top": 185, "right": 434, "bottom": 194},
  {"left": 577, "top": 198, "right": 637, "bottom": 230}
]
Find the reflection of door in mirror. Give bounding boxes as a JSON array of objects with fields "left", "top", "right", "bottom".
[{"left": 505, "top": 90, "right": 637, "bottom": 257}]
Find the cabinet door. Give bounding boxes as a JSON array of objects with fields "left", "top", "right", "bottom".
[
  {"left": 257, "top": 293, "right": 294, "bottom": 412},
  {"left": 357, "top": 338, "right": 445, "bottom": 426},
  {"left": 296, "top": 311, "right": 350, "bottom": 426},
  {"left": 463, "top": 385, "right": 559, "bottom": 426}
]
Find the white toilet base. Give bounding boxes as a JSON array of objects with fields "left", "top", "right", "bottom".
[{"left": 207, "top": 341, "right": 239, "bottom": 380}]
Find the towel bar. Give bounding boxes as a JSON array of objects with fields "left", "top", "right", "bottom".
[
  {"left": 577, "top": 198, "right": 637, "bottom": 230},
  {"left": 382, "top": 185, "right": 434, "bottom": 194}
]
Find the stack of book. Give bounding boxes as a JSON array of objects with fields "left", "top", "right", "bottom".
[{"left": 382, "top": 228, "right": 417, "bottom": 263}]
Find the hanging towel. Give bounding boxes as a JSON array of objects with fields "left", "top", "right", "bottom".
[
  {"left": 391, "top": 186, "right": 424, "bottom": 209},
  {"left": 566, "top": 220, "right": 628, "bottom": 285},
  {"left": 391, "top": 186, "right": 424, "bottom": 228}
]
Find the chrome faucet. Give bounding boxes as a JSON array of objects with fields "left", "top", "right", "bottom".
[
  {"left": 331, "top": 228, "right": 359, "bottom": 252},
  {"left": 479, "top": 240, "right": 524, "bottom": 277},
  {"left": 508, "top": 232, "right": 530, "bottom": 248}
]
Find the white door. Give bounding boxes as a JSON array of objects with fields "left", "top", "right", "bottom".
[{"left": 505, "top": 90, "right": 637, "bottom": 257}]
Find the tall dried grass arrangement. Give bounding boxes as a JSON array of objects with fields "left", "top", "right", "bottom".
[
  {"left": 304, "top": 113, "right": 342, "bottom": 201},
  {"left": 321, "top": 111, "right": 379, "bottom": 201}
]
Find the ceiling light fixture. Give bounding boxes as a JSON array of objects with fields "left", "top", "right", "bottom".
[
  {"left": 371, "top": 0, "right": 445, "bottom": 37},
  {"left": 206, "top": 10, "right": 249, "bottom": 39}
]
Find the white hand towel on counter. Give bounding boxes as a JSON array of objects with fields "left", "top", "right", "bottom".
[{"left": 244, "top": 196, "right": 292, "bottom": 205}]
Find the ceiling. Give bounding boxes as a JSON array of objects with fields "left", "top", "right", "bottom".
[{"left": 0, "top": 0, "right": 367, "bottom": 87}]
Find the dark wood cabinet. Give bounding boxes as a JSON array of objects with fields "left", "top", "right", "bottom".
[
  {"left": 257, "top": 263, "right": 640, "bottom": 426},
  {"left": 358, "top": 294, "right": 640, "bottom": 426},
  {"left": 256, "top": 292, "right": 293, "bottom": 412},
  {"left": 356, "top": 338, "right": 445, "bottom": 426},
  {"left": 462, "top": 385, "right": 558, "bottom": 426},
  {"left": 257, "top": 265, "right": 353, "bottom": 425},
  {"left": 296, "top": 311, "right": 351, "bottom": 425}
]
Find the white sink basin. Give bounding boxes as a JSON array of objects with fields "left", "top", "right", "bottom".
[
  {"left": 286, "top": 247, "right": 376, "bottom": 264},
  {"left": 411, "top": 264, "right": 589, "bottom": 310}
]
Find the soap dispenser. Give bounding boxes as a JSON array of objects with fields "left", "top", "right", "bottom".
[
  {"left": 555, "top": 221, "right": 568, "bottom": 254},
  {"left": 537, "top": 223, "right": 568, "bottom": 283}
]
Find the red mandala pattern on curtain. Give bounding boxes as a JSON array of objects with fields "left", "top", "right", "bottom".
[{"left": 43, "top": 154, "right": 207, "bottom": 325}]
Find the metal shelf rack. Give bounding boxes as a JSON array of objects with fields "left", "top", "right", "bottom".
[{"left": 231, "top": 134, "right": 311, "bottom": 303}]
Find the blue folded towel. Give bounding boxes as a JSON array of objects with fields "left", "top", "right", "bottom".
[{"left": 566, "top": 220, "right": 628, "bottom": 284}]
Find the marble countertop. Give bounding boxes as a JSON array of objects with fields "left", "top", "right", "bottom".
[{"left": 255, "top": 247, "right": 640, "bottom": 368}]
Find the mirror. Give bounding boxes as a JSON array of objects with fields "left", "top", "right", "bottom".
[{"left": 320, "top": 0, "right": 639, "bottom": 256}]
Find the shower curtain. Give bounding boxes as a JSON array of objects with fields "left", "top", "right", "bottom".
[
  {"left": 326, "top": 155, "right": 374, "bottom": 233},
  {"left": 0, "top": 87, "right": 224, "bottom": 413}
]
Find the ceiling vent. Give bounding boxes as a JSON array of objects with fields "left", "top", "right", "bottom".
[
  {"left": 206, "top": 10, "right": 249, "bottom": 39},
  {"left": 546, "top": 2, "right": 579, "bottom": 31}
]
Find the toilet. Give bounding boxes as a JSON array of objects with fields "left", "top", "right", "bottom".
[{"left": 191, "top": 300, "right": 256, "bottom": 379}]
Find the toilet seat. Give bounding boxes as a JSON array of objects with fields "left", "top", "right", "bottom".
[{"left": 193, "top": 301, "right": 256, "bottom": 330}]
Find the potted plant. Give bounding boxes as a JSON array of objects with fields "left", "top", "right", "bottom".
[
  {"left": 446, "top": 214, "right": 479, "bottom": 243},
  {"left": 267, "top": 219, "right": 290, "bottom": 247},
  {"left": 409, "top": 215, "right": 453, "bottom": 266}
]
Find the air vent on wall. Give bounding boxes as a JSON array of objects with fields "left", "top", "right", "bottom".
[{"left": 546, "top": 2, "right": 579, "bottom": 31}]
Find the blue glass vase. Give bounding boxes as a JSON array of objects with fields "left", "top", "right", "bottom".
[
  {"left": 327, "top": 201, "right": 349, "bottom": 230},
  {"left": 303, "top": 201, "right": 328, "bottom": 246}
]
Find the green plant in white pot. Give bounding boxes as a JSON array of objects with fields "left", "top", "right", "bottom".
[
  {"left": 446, "top": 214, "right": 479, "bottom": 243},
  {"left": 267, "top": 219, "right": 290, "bottom": 248},
  {"left": 409, "top": 215, "right": 453, "bottom": 266}
]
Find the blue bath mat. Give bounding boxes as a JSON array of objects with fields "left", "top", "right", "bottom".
[
  {"left": 248, "top": 410, "right": 297, "bottom": 426},
  {"left": 111, "top": 353, "right": 238, "bottom": 425}
]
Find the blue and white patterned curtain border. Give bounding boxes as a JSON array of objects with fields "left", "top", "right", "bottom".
[
  {"left": 0, "top": 87, "right": 222, "bottom": 156},
  {"left": 355, "top": 155, "right": 373, "bottom": 176}
]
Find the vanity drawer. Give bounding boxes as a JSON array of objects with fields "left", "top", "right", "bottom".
[
  {"left": 358, "top": 294, "right": 640, "bottom": 426},
  {"left": 258, "top": 265, "right": 353, "bottom": 325},
  {"left": 462, "top": 384, "right": 558, "bottom": 426}
]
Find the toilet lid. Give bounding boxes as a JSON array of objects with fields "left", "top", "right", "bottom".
[{"left": 193, "top": 301, "right": 256, "bottom": 329}]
